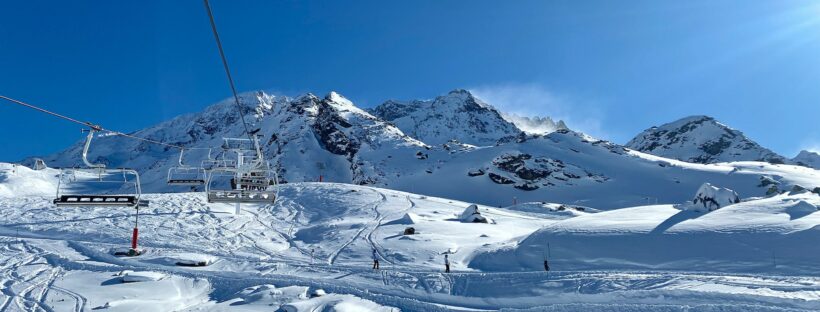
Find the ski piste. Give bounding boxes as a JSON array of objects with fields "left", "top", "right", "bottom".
[{"left": 1, "top": 166, "right": 819, "bottom": 310}]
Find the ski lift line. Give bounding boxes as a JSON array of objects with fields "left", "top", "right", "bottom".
[
  {"left": 0, "top": 95, "right": 101, "bottom": 131},
  {"left": 203, "top": 0, "right": 254, "bottom": 142},
  {"left": 0, "top": 95, "right": 189, "bottom": 150}
]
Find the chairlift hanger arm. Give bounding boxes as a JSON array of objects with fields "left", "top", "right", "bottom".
[{"left": 81, "top": 129, "right": 104, "bottom": 169}]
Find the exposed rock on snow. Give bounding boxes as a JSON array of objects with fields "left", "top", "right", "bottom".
[
  {"left": 690, "top": 183, "right": 740, "bottom": 211},
  {"left": 488, "top": 172, "right": 515, "bottom": 184},
  {"left": 467, "top": 168, "right": 485, "bottom": 176},
  {"left": 490, "top": 152, "right": 607, "bottom": 189},
  {"left": 627, "top": 115, "right": 787, "bottom": 164},
  {"left": 460, "top": 204, "right": 489, "bottom": 223}
]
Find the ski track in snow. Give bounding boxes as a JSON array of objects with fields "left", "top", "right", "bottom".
[
  {"left": 3, "top": 229, "right": 820, "bottom": 311},
  {"left": 1, "top": 178, "right": 820, "bottom": 311}
]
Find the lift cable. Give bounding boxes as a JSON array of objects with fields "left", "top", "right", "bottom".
[
  {"left": 203, "top": 0, "right": 254, "bottom": 142},
  {"left": 0, "top": 95, "right": 186, "bottom": 150},
  {"left": 0, "top": 95, "right": 102, "bottom": 131}
]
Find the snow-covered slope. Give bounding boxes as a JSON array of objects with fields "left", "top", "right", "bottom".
[
  {"left": 626, "top": 115, "right": 788, "bottom": 164},
  {"left": 2, "top": 166, "right": 820, "bottom": 311},
  {"left": 471, "top": 192, "right": 820, "bottom": 275},
  {"left": 0, "top": 163, "right": 57, "bottom": 197},
  {"left": 389, "top": 130, "right": 820, "bottom": 209},
  {"left": 370, "top": 89, "right": 521, "bottom": 146},
  {"left": 793, "top": 150, "right": 820, "bottom": 169}
]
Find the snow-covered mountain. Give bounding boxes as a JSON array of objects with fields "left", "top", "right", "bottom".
[
  {"left": 370, "top": 89, "right": 522, "bottom": 146},
  {"left": 793, "top": 150, "right": 820, "bottom": 169},
  {"left": 626, "top": 115, "right": 788, "bottom": 164},
  {"left": 30, "top": 92, "right": 819, "bottom": 209},
  {"left": 40, "top": 91, "right": 425, "bottom": 189}
]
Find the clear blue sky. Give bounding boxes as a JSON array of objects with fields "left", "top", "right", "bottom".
[{"left": 1, "top": 0, "right": 819, "bottom": 161}]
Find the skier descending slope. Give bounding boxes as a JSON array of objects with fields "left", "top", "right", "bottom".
[
  {"left": 372, "top": 248, "right": 380, "bottom": 270},
  {"left": 445, "top": 254, "right": 451, "bottom": 273}
]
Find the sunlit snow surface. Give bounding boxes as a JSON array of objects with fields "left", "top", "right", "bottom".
[{"left": 1, "top": 163, "right": 820, "bottom": 311}]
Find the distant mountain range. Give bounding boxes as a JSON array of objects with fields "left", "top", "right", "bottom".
[{"left": 27, "top": 89, "right": 819, "bottom": 208}]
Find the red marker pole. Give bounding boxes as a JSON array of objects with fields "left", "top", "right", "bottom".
[
  {"left": 131, "top": 227, "right": 139, "bottom": 250},
  {"left": 319, "top": 175, "right": 323, "bottom": 182},
  {"left": 131, "top": 208, "right": 139, "bottom": 250}
]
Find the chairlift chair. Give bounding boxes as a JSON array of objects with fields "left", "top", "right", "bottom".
[
  {"left": 167, "top": 149, "right": 207, "bottom": 186},
  {"left": 205, "top": 167, "right": 277, "bottom": 203},
  {"left": 53, "top": 129, "right": 146, "bottom": 208},
  {"left": 204, "top": 135, "right": 278, "bottom": 205}
]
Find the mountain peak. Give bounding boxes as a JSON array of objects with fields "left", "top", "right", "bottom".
[
  {"left": 371, "top": 89, "right": 520, "bottom": 146},
  {"left": 325, "top": 91, "right": 349, "bottom": 103},
  {"left": 793, "top": 150, "right": 820, "bottom": 169},
  {"left": 626, "top": 115, "right": 786, "bottom": 164}
]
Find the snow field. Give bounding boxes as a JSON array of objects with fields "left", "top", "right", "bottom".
[{"left": 1, "top": 164, "right": 820, "bottom": 311}]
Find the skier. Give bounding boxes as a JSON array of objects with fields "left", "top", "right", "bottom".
[
  {"left": 444, "top": 254, "right": 450, "bottom": 273},
  {"left": 544, "top": 259, "right": 550, "bottom": 271},
  {"left": 372, "top": 248, "right": 379, "bottom": 270}
]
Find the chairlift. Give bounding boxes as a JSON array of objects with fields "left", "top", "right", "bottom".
[
  {"left": 205, "top": 135, "right": 278, "bottom": 209},
  {"left": 201, "top": 149, "right": 238, "bottom": 170},
  {"left": 167, "top": 149, "right": 207, "bottom": 186},
  {"left": 53, "top": 129, "right": 146, "bottom": 208}
]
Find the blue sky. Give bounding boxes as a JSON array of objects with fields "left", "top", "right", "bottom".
[{"left": 1, "top": 0, "right": 819, "bottom": 161}]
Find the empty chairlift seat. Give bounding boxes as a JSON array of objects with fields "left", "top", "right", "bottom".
[
  {"left": 167, "top": 167, "right": 206, "bottom": 185},
  {"left": 167, "top": 149, "right": 207, "bottom": 186},
  {"left": 52, "top": 129, "right": 146, "bottom": 208}
]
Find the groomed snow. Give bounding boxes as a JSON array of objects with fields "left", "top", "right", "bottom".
[{"left": 1, "top": 163, "right": 820, "bottom": 311}]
